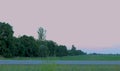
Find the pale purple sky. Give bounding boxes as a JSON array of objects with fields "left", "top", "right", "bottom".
[{"left": 0, "top": 0, "right": 120, "bottom": 53}]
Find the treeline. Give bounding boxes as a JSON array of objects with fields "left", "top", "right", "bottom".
[{"left": 0, "top": 22, "right": 86, "bottom": 58}]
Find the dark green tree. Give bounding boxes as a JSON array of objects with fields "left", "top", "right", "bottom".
[
  {"left": 69, "top": 45, "right": 76, "bottom": 56},
  {"left": 75, "top": 50, "right": 86, "bottom": 55},
  {"left": 13, "top": 37, "right": 25, "bottom": 57},
  {"left": 56, "top": 45, "right": 68, "bottom": 57},
  {"left": 68, "top": 45, "right": 86, "bottom": 56},
  {"left": 39, "top": 45, "right": 49, "bottom": 57},
  {"left": 19, "top": 35, "right": 38, "bottom": 57},
  {"left": 0, "top": 22, "right": 14, "bottom": 57},
  {"left": 46, "top": 40, "right": 57, "bottom": 56}
]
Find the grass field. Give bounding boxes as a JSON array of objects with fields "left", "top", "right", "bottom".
[
  {"left": 0, "top": 64, "right": 120, "bottom": 71},
  {"left": 1, "top": 55, "right": 120, "bottom": 60}
]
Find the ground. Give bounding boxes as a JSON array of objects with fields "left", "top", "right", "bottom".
[
  {"left": 0, "top": 64, "right": 120, "bottom": 71},
  {"left": 1, "top": 55, "right": 120, "bottom": 60},
  {"left": 0, "top": 55, "right": 120, "bottom": 71}
]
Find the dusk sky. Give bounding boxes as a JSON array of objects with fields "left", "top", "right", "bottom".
[{"left": 0, "top": 0, "right": 120, "bottom": 54}]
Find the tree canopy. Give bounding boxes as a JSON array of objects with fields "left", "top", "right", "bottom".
[
  {"left": 0, "top": 22, "right": 86, "bottom": 58},
  {"left": 37, "top": 27, "right": 46, "bottom": 41},
  {"left": 0, "top": 22, "right": 14, "bottom": 57}
]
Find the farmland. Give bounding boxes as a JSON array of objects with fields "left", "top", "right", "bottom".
[
  {"left": 0, "top": 64, "right": 120, "bottom": 71},
  {"left": 1, "top": 55, "right": 120, "bottom": 61}
]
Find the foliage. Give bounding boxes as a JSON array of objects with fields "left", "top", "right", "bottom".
[
  {"left": 68, "top": 45, "right": 86, "bottom": 56},
  {"left": 46, "top": 40, "right": 58, "bottom": 56},
  {"left": 37, "top": 27, "right": 46, "bottom": 41},
  {"left": 56, "top": 45, "right": 68, "bottom": 57},
  {"left": 38, "top": 45, "right": 49, "bottom": 57},
  {"left": 18, "top": 35, "right": 39, "bottom": 57},
  {"left": 0, "top": 22, "right": 14, "bottom": 57},
  {"left": 0, "top": 22, "right": 86, "bottom": 58}
]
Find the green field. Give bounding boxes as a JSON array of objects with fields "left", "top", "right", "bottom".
[
  {"left": 1, "top": 55, "right": 120, "bottom": 71},
  {"left": 0, "top": 64, "right": 120, "bottom": 71},
  {"left": 1, "top": 55, "right": 120, "bottom": 60}
]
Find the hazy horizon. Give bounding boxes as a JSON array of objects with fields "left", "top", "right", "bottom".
[{"left": 0, "top": 0, "right": 120, "bottom": 54}]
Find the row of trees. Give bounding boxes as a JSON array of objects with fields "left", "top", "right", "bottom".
[{"left": 0, "top": 22, "right": 86, "bottom": 58}]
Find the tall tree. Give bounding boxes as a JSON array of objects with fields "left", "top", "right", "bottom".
[
  {"left": 46, "top": 40, "right": 57, "bottom": 56},
  {"left": 71, "top": 45, "right": 76, "bottom": 51},
  {"left": 39, "top": 45, "right": 49, "bottom": 57},
  {"left": 68, "top": 45, "right": 86, "bottom": 56},
  {"left": 37, "top": 27, "right": 46, "bottom": 41},
  {"left": 69, "top": 45, "right": 77, "bottom": 56},
  {"left": 0, "top": 22, "right": 14, "bottom": 57},
  {"left": 19, "top": 35, "right": 38, "bottom": 57},
  {"left": 56, "top": 45, "right": 68, "bottom": 57}
]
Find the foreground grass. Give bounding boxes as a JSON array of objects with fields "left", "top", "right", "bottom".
[
  {"left": 1, "top": 55, "right": 120, "bottom": 60},
  {"left": 0, "top": 64, "right": 120, "bottom": 71}
]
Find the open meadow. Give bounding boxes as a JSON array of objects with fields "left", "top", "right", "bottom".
[
  {"left": 0, "top": 64, "right": 120, "bottom": 71},
  {"left": 1, "top": 55, "right": 120, "bottom": 71},
  {"left": 1, "top": 55, "right": 120, "bottom": 60}
]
